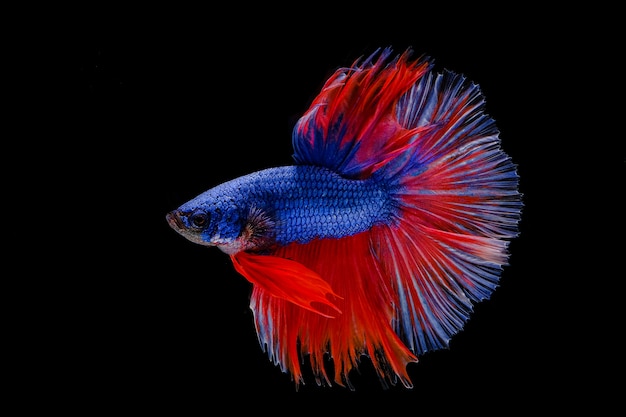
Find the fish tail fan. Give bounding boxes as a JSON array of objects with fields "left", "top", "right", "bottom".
[
  {"left": 249, "top": 234, "right": 419, "bottom": 390},
  {"left": 376, "top": 68, "right": 523, "bottom": 354}
]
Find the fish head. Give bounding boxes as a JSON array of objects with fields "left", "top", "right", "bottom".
[
  {"left": 166, "top": 187, "right": 276, "bottom": 255},
  {"left": 166, "top": 189, "right": 250, "bottom": 255}
]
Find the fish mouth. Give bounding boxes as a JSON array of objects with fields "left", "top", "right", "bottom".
[{"left": 166, "top": 211, "right": 185, "bottom": 231}]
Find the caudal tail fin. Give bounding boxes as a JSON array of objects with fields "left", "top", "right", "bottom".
[{"left": 375, "top": 60, "right": 522, "bottom": 355}]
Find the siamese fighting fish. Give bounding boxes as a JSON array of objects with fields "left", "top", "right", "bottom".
[{"left": 166, "top": 47, "right": 522, "bottom": 390}]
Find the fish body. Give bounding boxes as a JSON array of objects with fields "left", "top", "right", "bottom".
[
  {"left": 167, "top": 48, "right": 522, "bottom": 389},
  {"left": 167, "top": 165, "right": 393, "bottom": 253}
]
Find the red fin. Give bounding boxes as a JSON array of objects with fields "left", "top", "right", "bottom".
[
  {"left": 292, "top": 48, "right": 432, "bottom": 179},
  {"left": 231, "top": 251, "right": 341, "bottom": 318}
]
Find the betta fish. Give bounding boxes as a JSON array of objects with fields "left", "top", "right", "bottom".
[{"left": 166, "top": 47, "right": 522, "bottom": 390}]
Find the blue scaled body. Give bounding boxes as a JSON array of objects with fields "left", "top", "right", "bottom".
[{"left": 179, "top": 165, "right": 395, "bottom": 247}]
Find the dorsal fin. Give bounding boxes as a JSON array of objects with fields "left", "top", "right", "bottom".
[{"left": 292, "top": 47, "right": 432, "bottom": 179}]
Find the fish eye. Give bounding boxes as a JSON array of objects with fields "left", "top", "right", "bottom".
[{"left": 189, "top": 209, "right": 210, "bottom": 229}]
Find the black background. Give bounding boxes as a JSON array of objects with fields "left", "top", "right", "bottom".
[{"left": 32, "top": 5, "right": 619, "bottom": 414}]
